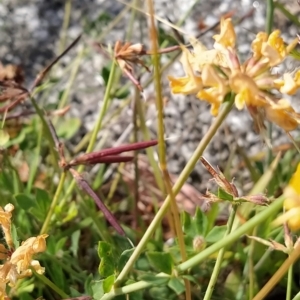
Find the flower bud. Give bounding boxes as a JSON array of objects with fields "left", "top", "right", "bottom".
[{"left": 193, "top": 236, "right": 206, "bottom": 252}]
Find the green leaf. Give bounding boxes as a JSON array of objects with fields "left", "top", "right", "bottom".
[
  {"left": 182, "top": 275, "right": 199, "bottom": 286},
  {"left": 84, "top": 273, "right": 94, "bottom": 296},
  {"left": 205, "top": 225, "right": 227, "bottom": 243},
  {"left": 206, "top": 202, "right": 219, "bottom": 233},
  {"left": 101, "top": 64, "right": 112, "bottom": 86},
  {"left": 117, "top": 248, "right": 135, "bottom": 273},
  {"left": 168, "top": 277, "right": 186, "bottom": 295},
  {"left": 55, "top": 237, "right": 68, "bottom": 253},
  {"left": 91, "top": 280, "right": 104, "bottom": 299},
  {"left": 98, "top": 241, "right": 115, "bottom": 277},
  {"left": 62, "top": 201, "right": 78, "bottom": 223},
  {"left": 146, "top": 251, "right": 173, "bottom": 274},
  {"left": 14, "top": 193, "right": 35, "bottom": 210},
  {"left": 224, "top": 269, "right": 242, "bottom": 299},
  {"left": 182, "top": 211, "right": 195, "bottom": 237},
  {"left": 194, "top": 207, "right": 208, "bottom": 236},
  {"left": 0, "top": 129, "right": 9, "bottom": 146},
  {"left": 70, "top": 230, "right": 80, "bottom": 257},
  {"left": 57, "top": 118, "right": 81, "bottom": 139},
  {"left": 35, "top": 188, "right": 51, "bottom": 212},
  {"left": 115, "top": 88, "right": 130, "bottom": 99},
  {"left": 103, "top": 274, "right": 115, "bottom": 293},
  {"left": 149, "top": 286, "right": 172, "bottom": 300},
  {"left": 218, "top": 188, "right": 234, "bottom": 201},
  {"left": 140, "top": 274, "right": 170, "bottom": 286}
]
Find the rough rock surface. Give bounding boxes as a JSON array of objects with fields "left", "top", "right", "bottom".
[{"left": 1, "top": 0, "right": 300, "bottom": 192}]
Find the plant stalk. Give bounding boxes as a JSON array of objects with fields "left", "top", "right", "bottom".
[
  {"left": 203, "top": 205, "right": 237, "bottom": 300},
  {"left": 40, "top": 171, "right": 67, "bottom": 234},
  {"left": 113, "top": 97, "right": 234, "bottom": 287},
  {"left": 147, "top": 0, "right": 190, "bottom": 298},
  {"left": 59, "top": 60, "right": 117, "bottom": 209}
]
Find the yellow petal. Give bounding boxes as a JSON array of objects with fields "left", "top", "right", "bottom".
[
  {"left": 287, "top": 163, "right": 300, "bottom": 195},
  {"left": 261, "top": 30, "right": 286, "bottom": 66},
  {"left": 213, "top": 18, "right": 236, "bottom": 49},
  {"left": 251, "top": 32, "right": 268, "bottom": 59},
  {"left": 202, "top": 64, "right": 227, "bottom": 93},
  {"left": 265, "top": 102, "right": 298, "bottom": 131},
  {"left": 197, "top": 88, "right": 222, "bottom": 116},
  {"left": 168, "top": 46, "right": 202, "bottom": 94},
  {"left": 280, "top": 73, "right": 298, "bottom": 95},
  {"left": 230, "top": 71, "right": 264, "bottom": 108}
]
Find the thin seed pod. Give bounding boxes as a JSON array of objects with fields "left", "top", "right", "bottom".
[
  {"left": 69, "top": 168, "right": 126, "bottom": 236},
  {"left": 69, "top": 155, "right": 133, "bottom": 167},
  {"left": 69, "top": 140, "right": 157, "bottom": 166}
]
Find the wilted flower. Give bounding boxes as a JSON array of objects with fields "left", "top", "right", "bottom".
[
  {"left": 0, "top": 204, "right": 48, "bottom": 299},
  {"left": 200, "top": 156, "right": 269, "bottom": 206},
  {"left": 168, "top": 18, "right": 300, "bottom": 132}
]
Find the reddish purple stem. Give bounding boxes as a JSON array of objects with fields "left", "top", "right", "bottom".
[
  {"left": 70, "top": 169, "right": 125, "bottom": 236},
  {"left": 69, "top": 155, "right": 133, "bottom": 166},
  {"left": 69, "top": 140, "right": 157, "bottom": 166}
]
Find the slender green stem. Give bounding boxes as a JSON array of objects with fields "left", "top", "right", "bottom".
[
  {"left": 101, "top": 273, "right": 170, "bottom": 300},
  {"left": 177, "top": 197, "right": 284, "bottom": 272},
  {"left": 266, "top": 0, "right": 274, "bottom": 35},
  {"left": 32, "top": 269, "right": 69, "bottom": 298},
  {"left": 26, "top": 122, "right": 42, "bottom": 193},
  {"left": 286, "top": 263, "right": 293, "bottom": 300},
  {"left": 266, "top": 0, "right": 274, "bottom": 166},
  {"left": 40, "top": 171, "right": 67, "bottom": 234},
  {"left": 203, "top": 206, "right": 237, "bottom": 300},
  {"left": 254, "top": 229, "right": 283, "bottom": 271},
  {"left": 88, "top": 60, "right": 117, "bottom": 153},
  {"left": 292, "top": 291, "right": 300, "bottom": 300},
  {"left": 248, "top": 227, "right": 257, "bottom": 300},
  {"left": 59, "top": 0, "right": 72, "bottom": 54},
  {"left": 147, "top": 0, "right": 190, "bottom": 298},
  {"left": 30, "top": 96, "right": 59, "bottom": 169},
  {"left": 113, "top": 97, "right": 234, "bottom": 287},
  {"left": 59, "top": 60, "right": 117, "bottom": 209},
  {"left": 101, "top": 196, "right": 284, "bottom": 299},
  {"left": 57, "top": 46, "right": 85, "bottom": 110}
]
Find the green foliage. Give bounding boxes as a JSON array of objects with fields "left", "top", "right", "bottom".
[{"left": 0, "top": 1, "right": 300, "bottom": 300}]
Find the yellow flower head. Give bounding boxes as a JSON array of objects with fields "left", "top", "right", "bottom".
[{"left": 167, "top": 18, "right": 300, "bottom": 133}]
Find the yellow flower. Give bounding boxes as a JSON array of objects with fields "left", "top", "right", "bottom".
[
  {"left": 229, "top": 70, "right": 270, "bottom": 110},
  {"left": 168, "top": 46, "right": 202, "bottom": 94},
  {"left": 10, "top": 235, "right": 48, "bottom": 275},
  {"left": 0, "top": 204, "right": 48, "bottom": 298},
  {"left": 196, "top": 64, "right": 229, "bottom": 115},
  {"left": 167, "top": 18, "right": 300, "bottom": 133},
  {"left": 213, "top": 18, "right": 236, "bottom": 49}
]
